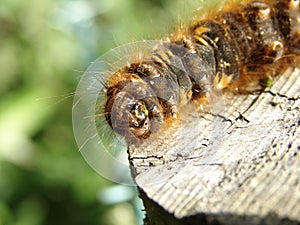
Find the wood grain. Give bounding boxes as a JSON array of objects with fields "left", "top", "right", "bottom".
[{"left": 128, "top": 68, "right": 300, "bottom": 225}]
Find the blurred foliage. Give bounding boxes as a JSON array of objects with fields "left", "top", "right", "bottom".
[{"left": 0, "top": 0, "right": 176, "bottom": 224}]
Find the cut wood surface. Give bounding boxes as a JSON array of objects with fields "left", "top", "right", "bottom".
[{"left": 128, "top": 68, "right": 300, "bottom": 225}]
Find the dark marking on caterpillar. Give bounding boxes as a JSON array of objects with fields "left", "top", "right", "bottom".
[{"left": 97, "top": 0, "right": 300, "bottom": 143}]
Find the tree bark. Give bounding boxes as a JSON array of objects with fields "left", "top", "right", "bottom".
[{"left": 128, "top": 68, "right": 300, "bottom": 225}]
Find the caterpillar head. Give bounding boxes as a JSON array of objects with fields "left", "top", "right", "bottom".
[{"left": 105, "top": 74, "right": 164, "bottom": 142}]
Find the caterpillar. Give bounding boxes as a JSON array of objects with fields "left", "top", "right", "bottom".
[
  {"left": 74, "top": 0, "right": 300, "bottom": 153},
  {"left": 97, "top": 0, "right": 300, "bottom": 144},
  {"left": 72, "top": 0, "right": 300, "bottom": 184}
]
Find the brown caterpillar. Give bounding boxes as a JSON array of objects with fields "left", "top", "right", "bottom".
[{"left": 98, "top": 0, "right": 300, "bottom": 143}]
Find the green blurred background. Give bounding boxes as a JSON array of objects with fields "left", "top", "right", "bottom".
[{"left": 0, "top": 0, "right": 181, "bottom": 224}]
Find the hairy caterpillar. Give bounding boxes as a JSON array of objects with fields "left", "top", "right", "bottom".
[
  {"left": 73, "top": 0, "right": 299, "bottom": 184},
  {"left": 101, "top": 0, "right": 300, "bottom": 143}
]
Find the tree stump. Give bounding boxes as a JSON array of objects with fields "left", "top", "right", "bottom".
[{"left": 128, "top": 68, "right": 300, "bottom": 225}]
